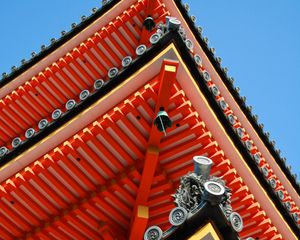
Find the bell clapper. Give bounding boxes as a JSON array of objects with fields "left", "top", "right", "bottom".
[
  {"left": 154, "top": 110, "right": 172, "bottom": 135},
  {"left": 159, "top": 115, "right": 167, "bottom": 136}
]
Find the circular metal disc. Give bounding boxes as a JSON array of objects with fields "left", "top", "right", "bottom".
[
  {"left": 136, "top": 45, "right": 147, "bottom": 56},
  {"left": 52, "top": 109, "right": 62, "bottom": 120},
  {"left": 144, "top": 226, "right": 163, "bottom": 240},
  {"left": 252, "top": 153, "right": 261, "bottom": 165},
  {"left": 150, "top": 33, "right": 161, "bottom": 44},
  {"left": 38, "top": 119, "right": 49, "bottom": 130},
  {"left": 292, "top": 212, "right": 299, "bottom": 222},
  {"left": 108, "top": 67, "right": 119, "bottom": 78},
  {"left": 204, "top": 181, "right": 225, "bottom": 196},
  {"left": 122, "top": 56, "right": 132, "bottom": 68},
  {"left": 194, "top": 54, "right": 202, "bottom": 66},
  {"left": 80, "top": 89, "right": 90, "bottom": 101},
  {"left": 202, "top": 70, "right": 211, "bottom": 82},
  {"left": 219, "top": 99, "right": 227, "bottom": 111},
  {"left": 227, "top": 114, "right": 236, "bottom": 125},
  {"left": 0, "top": 146, "right": 8, "bottom": 158},
  {"left": 168, "top": 18, "right": 181, "bottom": 31},
  {"left": 185, "top": 39, "right": 193, "bottom": 50},
  {"left": 268, "top": 178, "right": 277, "bottom": 189},
  {"left": 169, "top": 207, "right": 188, "bottom": 226},
  {"left": 12, "top": 137, "right": 22, "bottom": 149},
  {"left": 276, "top": 189, "right": 285, "bottom": 200},
  {"left": 236, "top": 127, "right": 244, "bottom": 138},
  {"left": 25, "top": 128, "right": 35, "bottom": 139},
  {"left": 210, "top": 86, "right": 219, "bottom": 96},
  {"left": 193, "top": 156, "right": 213, "bottom": 166},
  {"left": 66, "top": 99, "right": 76, "bottom": 110},
  {"left": 229, "top": 212, "right": 243, "bottom": 232},
  {"left": 94, "top": 79, "right": 104, "bottom": 90}
]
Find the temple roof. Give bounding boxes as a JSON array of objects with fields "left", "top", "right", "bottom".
[{"left": 0, "top": 0, "right": 299, "bottom": 239}]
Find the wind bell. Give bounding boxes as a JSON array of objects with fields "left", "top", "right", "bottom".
[
  {"left": 154, "top": 110, "right": 172, "bottom": 136},
  {"left": 143, "top": 16, "right": 155, "bottom": 32}
]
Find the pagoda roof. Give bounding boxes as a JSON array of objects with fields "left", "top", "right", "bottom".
[
  {"left": 0, "top": 33, "right": 297, "bottom": 239},
  {"left": 0, "top": 0, "right": 299, "bottom": 239}
]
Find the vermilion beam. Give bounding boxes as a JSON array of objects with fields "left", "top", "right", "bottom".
[
  {"left": 135, "top": 147, "right": 160, "bottom": 205},
  {"left": 129, "top": 60, "right": 178, "bottom": 239},
  {"left": 129, "top": 205, "right": 149, "bottom": 240}
]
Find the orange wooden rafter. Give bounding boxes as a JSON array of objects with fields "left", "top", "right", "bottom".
[
  {"left": 6, "top": 162, "right": 139, "bottom": 238},
  {"left": 129, "top": 60, "right": 179, "bottom": 239},
  {"left": 0, "top": 1, "right": 171, "bottom": 158}
]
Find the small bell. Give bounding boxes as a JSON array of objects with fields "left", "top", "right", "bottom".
[
  {"left": 154, "top": 111, "right": 172, "bottom": 135},
  {"left": 143, "top": 16, "right": 155, "bottom": 32}
]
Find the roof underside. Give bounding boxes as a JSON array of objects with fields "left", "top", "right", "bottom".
[
  {"left": 0, "top": 0, "right": 158, "bottom": 148},
  {"left": 0, "top": 0, "right": 299, "bottom": 239},
  {"left": 0, "top": 61, "right": 281, "bottom": 239}
]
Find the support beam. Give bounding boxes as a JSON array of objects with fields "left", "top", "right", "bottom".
[
  {"left": 136, "top": 147, "right": 159, "bottom": 204},
  {"left": 129, "top": 60, "right": 178, "bottom": 239},
  {"left": 129, "top": 205, "right": 149, "bottom": 240}
]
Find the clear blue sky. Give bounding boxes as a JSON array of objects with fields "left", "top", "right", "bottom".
[{"left": 0, "top": 1, "right": 299, "bottom": 180}]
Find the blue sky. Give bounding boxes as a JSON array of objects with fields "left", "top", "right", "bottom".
[{"left": 0, "top": 1, "right": 299, "bottom": 180}]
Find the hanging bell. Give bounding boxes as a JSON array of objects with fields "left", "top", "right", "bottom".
[
  {"left": 154, "top": 111, "right": 172, "bottom": 134},
  {"left": 143, "top": 16, "right": 155, "bottom": 32}
]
